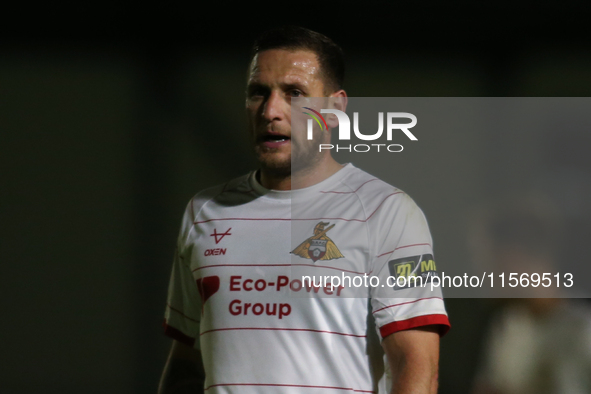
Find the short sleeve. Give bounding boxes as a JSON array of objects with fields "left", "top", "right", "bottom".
[
  {"left": 369, "top": 193, "right": 450, "bottom": 339},
  {"left": 163, "top": 201, "right": 202, "bottom": 349}
]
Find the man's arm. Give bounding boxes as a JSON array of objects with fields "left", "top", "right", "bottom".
[
  {"left": 158, "top": 339, "right": 205, "bottom": 394},
  {"left": 382, "top": 325, "right": 440, "bottom": 394}
]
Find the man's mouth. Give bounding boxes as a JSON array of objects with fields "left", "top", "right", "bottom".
[{"left": 258, "top": 132, "right": 291, "bottom": 148}]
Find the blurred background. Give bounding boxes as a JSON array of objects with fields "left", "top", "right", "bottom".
[{"left": 2, "top": 3, "right": 591, "bottom": 393}]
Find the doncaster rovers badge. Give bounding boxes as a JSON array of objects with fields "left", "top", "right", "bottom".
[{"left": 291, "top": 222, "right": 344, "bottom": 262}]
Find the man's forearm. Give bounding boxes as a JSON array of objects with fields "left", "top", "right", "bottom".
[
  {"left": 383, "top": 326, "right": 440, "bottom": 394},
  {"left": 390, "top": 354, "right": 438, "bottom": 394},
  {"left": 158, "top": 357, "right": 205, "bottom": 394}
]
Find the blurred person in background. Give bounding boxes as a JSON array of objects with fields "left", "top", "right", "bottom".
[{"left": 470, "top": 195, "right": 591, "bottom": 394}]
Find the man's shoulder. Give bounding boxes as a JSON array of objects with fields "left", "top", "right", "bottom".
[
  {"left": 174, "top": 172, "right": 255, "bottom": 247},
  {"left": 184, "top": 172, "right": 255, "bottom": 216},
  {"left": 336, "top": 164, "right": 406, "bottom": 200},
  {"left": 335, "top": 165, "right": 425, "bottom": 225},
  {"left": 192, "top": 172, "right": 253, "bottom": 200}
]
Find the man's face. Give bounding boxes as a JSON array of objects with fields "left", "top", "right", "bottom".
[{"left": 246, "top": 49, "right": 330, "bottom": 176}]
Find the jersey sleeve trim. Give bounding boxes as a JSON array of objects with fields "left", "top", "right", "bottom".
[
  {"left": 163, "top": 319, "right": 197, "bottom": 347},
  {"left": 379, "top": 314, "right": 451, "bottom": 338},
  {"left": 372, "top": 297, "right": 443, "bottom": 314},
  {"left": 166, "top": 303, "right": 200, "bottom": 323}
]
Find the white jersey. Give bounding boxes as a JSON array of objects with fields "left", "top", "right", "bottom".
[{"left": 164, "top": 163, "right": 449, "bottom": 394}]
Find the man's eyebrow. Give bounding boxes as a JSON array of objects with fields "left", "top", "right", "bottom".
[
  {"left": 246, "top": 82, "right": 269, "bottom": 92},
  {"left": 280, "top": 82, "right": 308, "bottom": 91}
]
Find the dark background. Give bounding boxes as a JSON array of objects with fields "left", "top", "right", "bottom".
[{"left": 2, "top": 3, "right": 591, "bottom": 393}]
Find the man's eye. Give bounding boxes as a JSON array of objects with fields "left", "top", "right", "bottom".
[
  {"left": 248, "top": 86, "right": 268, "bottom": 98},
  {"left": 289, "top": 90, "right": 304, "bottom": 97}
]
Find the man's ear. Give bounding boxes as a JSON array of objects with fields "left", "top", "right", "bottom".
[
  {"left": 332, "top": 89, "right": 348, "bottom": 111},
  {"left": 325, "top": 90, "right": 348, "bottom": 128}
]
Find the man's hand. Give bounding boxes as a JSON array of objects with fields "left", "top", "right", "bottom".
[
  {"left": 382, "top": 325, "right": 440, "bottom": 394},
  {"left": 158, "top": 340, "right": 205, "bottom": 394}
]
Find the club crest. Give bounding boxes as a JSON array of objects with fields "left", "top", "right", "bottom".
[{"left": 291, "top": 222, "right": 344, "bottom": 262}]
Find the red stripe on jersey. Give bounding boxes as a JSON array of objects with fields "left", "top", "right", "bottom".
[
  {"left": 192, "top": 263, "right": 366, "bottom": 275},
  {"left": 320, "top": 178, "right": 379, "bottom": 194},
  {"left": 375, "top": 243, "right": 433, "bottom": 258},
  {"left": 193, "top": 263, "right": 291, "bottom": 272},
  {"left": 200, "top": 327, "right": 366, "bottom": 338},
  {"left": 162, "top": 320, "right": 196, "bottom": 346},
  {"left": 194, "top": 192, "right": 404, "bottom": 224},
  {"left": 372, "top": 297, "right": 443, "bottom": 313},
  {"left": 196, "top": 218, "right": 290, "bottom": 224},
  {"left": 379, "top": 314, "right": 451, "bottom": 338},
  {"left": 166, "top": 304, "right": 200, "bottom": 323},
  {"left": 204, "top": 382, "right": 374, "bottom": 392}
]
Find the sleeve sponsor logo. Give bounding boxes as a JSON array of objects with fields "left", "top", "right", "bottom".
[{"left": 387, "top": 254, "right": 439, "bottom": 290}]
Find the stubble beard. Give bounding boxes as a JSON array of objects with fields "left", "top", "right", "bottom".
[
  {"left": 291, "top": 136, "right": 325, "bottom": 175},
  {"left": 255, "top": 133, "right": 326, "bottom": 177},
  {"left": 254, "top": 146, "right": 291, "bottom": 178}
]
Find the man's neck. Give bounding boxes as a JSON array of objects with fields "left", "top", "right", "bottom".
[{"left": 259, "top": 158, "right": 344, "bottom": 191}]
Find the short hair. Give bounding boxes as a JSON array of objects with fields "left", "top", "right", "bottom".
[{"left": 251, "top": 26, "right": 345, "bottom": 93}]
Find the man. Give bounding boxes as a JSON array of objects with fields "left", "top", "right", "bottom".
[{"left": 159, "top": 26, "right": 450, "bottom": 394}]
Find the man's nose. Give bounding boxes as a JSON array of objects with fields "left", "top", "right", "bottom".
[{"left": 262, "top": 91, "right": 285, "bottom": 121}]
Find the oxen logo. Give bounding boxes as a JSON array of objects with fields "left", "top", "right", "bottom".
[{"left": 291, "top": 222, "right": 344, "bottom": 262}]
